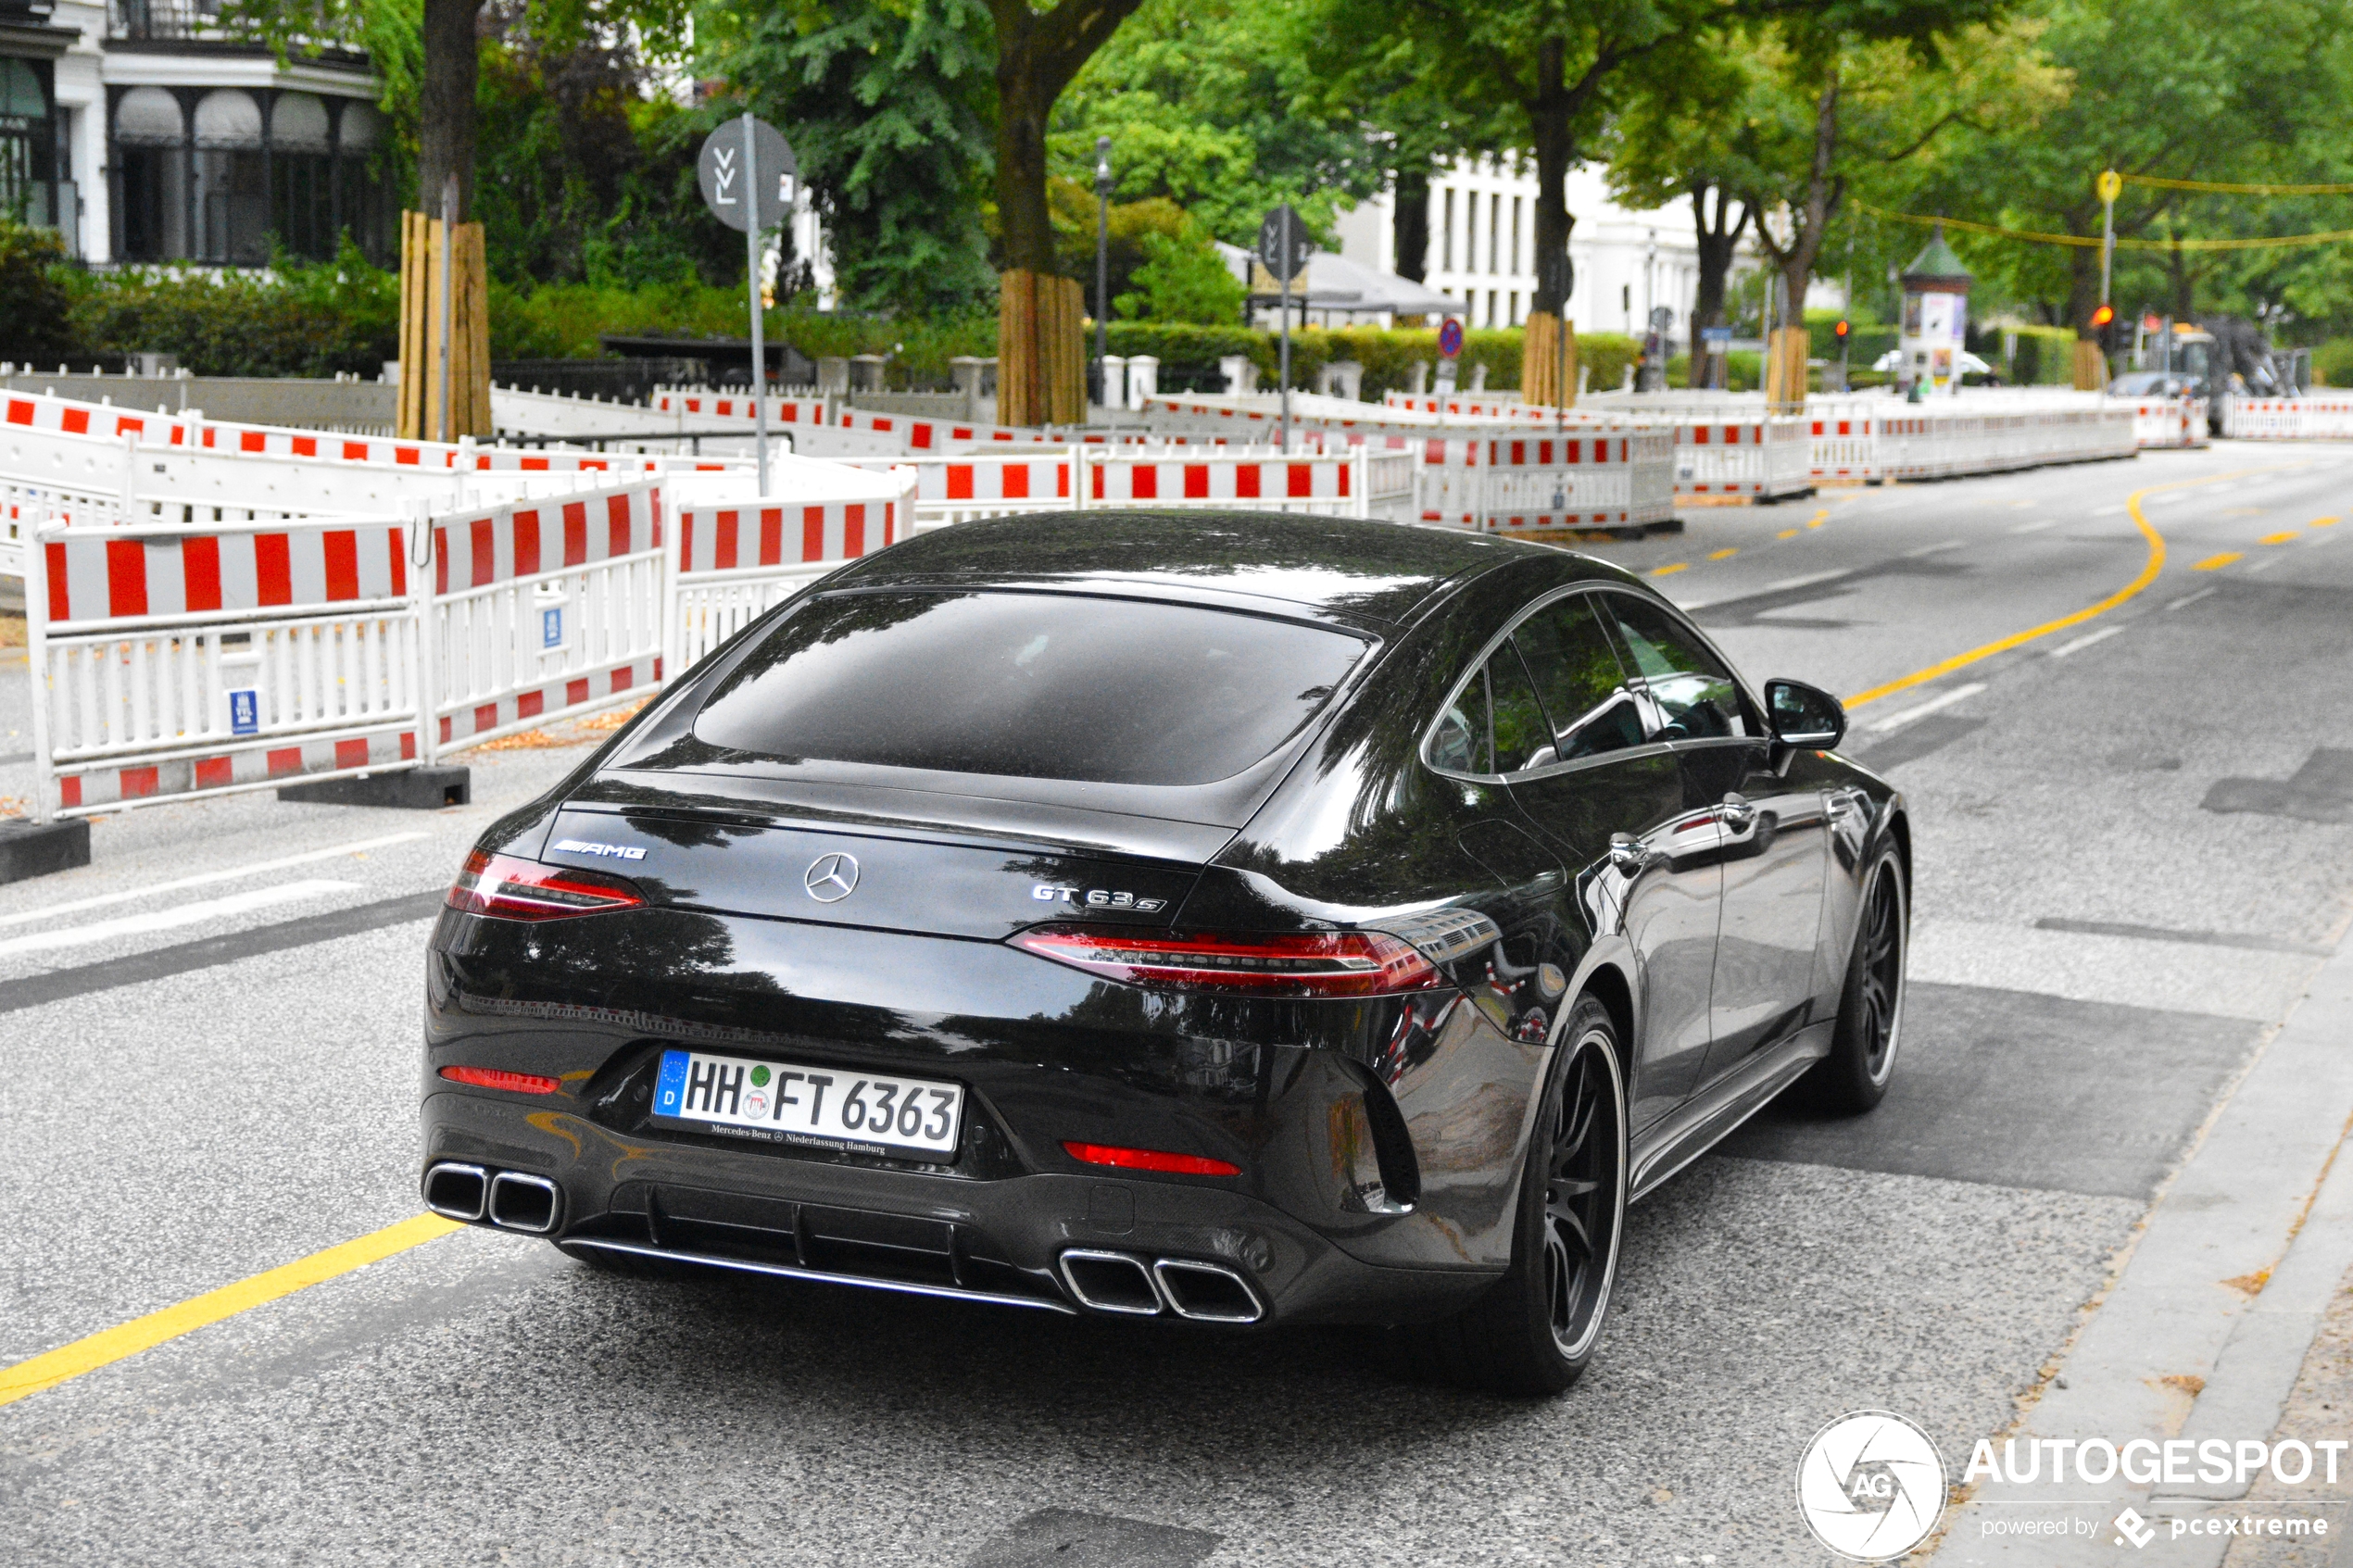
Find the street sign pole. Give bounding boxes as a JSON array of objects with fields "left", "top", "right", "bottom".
[
  {"left": 742, "top": 113, "right": 769, "bottom": 486},
  {"left": 2098, "top": 169, "right": 2120, "bottom": 313},
  {"left": 1280, "top": 207, "right": 1292, "bottom": 452}
]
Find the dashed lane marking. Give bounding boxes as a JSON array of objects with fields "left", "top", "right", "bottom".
[
  {"left": 1650, "top": 561, "right": 1689, "bottom": 576},
  {"left": 0, "top": 831, "right": 431, "bottom": 931},
  {"left": 2314, "top": 516, "right": 2341, "bottom": 527},
  {"left": 2196, "top": 552, "right": 2244, "bottom": 571},
  {"left": 0, "top": 1214, "right": 461, "bottom": 1409},
  {"left": 2167, "top": 586, "right": 2220, "bottom": 611},
  {"left": 2009, "top": 520, "right": 2059, "bottom": 534},
  {"left": 1778, "top": 528, "right": 1800, "bottom": 539},
  {"left": 2048, "top": 624, "right": 2126, "bottom": 659},
  {"left": 1867, "top": 682, "right": 1989, "bottom": 734},
  {"left": 2259, "top": 531, "right": 2302, "bottom": 545},
  {"left": 1707, "top": 547, "right": 1739, "bottom": 560}
]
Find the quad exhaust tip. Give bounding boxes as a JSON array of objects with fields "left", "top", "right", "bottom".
[
  {"left": 422, "top": 1161, "right": 487, "bottom": 1223},
  {"left": 1059, "top": 1249, "right": 1264, "bottom": 1324},
  {"left": 488, "top": 1171, "right": 561, "bottom": 1234},
  {"left": 422, "top": 1162, "right": 561, "bottom": 1234}
]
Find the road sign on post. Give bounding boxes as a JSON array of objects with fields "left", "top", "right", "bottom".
[
  {"left": 699, "top": 116, "right": 799, "bottom": 484},
  {"left": 1259, "top": 204, "right": 1310, "bottom": 452},
  {"left": 1438, "top": 317, "right": 1464, "bottom": 359}
]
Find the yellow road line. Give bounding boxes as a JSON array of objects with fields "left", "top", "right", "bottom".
[
  {"left": 2314, "top": 516, "right": 2340, "bottom": 527},
  {"left": 1707, "top": 547, "right": 1739, "bottom": 561},
  {"left": 2196, "top": 551, "right": 2244, "bottom": 571},
  {"left": 1650, "top": 561, "right": 1689, "bottom": 576},
  {"left": 1778, "top": 528, "right": 1800, "bottom": 540},
  {"left": 0, "top": 1212, "right": 459, "bottom": 1409},
  {"left": 1843, "top": 473, "right": 2206, "bottom": 709},
  {"left": 2259, "top": 531, "right": 2301, "bottom": 545}
]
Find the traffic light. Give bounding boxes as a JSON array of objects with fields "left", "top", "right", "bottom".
[
  {"left": 2090, "top": 303, "right": 2115, "bottom": 329},
  {"left": 1833, "top": 319, "right": 1850, "bottom": 339}
]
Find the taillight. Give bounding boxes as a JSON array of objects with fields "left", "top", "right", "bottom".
[
  {"left": 439, "top": 1064, "right": 562, "bottom": 1095},
  {"left": 1011, "top": 924, "right": 1442, "bottom": 998},
  {"left": 1063, "top": 1141, "right": 1240, "bottom": 1177},
  {"left": 446, "top": 848, "right": 646, "bottom": 922}
]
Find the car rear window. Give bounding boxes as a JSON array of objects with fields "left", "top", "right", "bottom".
[{"left": 692, "top": 590, "right": 1369, "bottom": 785}]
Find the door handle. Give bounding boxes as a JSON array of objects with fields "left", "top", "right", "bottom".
[{"left": 1719, "top": 792, "right": 1758, "bottom": 830}]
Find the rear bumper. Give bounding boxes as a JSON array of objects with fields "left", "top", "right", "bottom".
[{"left": 421, "top": 1088, "right": 1498, "bottom": 1325}]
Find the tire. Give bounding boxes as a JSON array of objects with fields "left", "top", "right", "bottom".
[
  {"left": 1414, "top": 994, "right": 1629, "bottom": 1397},
  {"left": 1801, "top": 843, "right": 1908, "bottom": 1114}
]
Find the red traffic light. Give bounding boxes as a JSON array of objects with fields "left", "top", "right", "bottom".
[
  {"left": 2090, "top": 304, "right": 2116, "bottom": 329},
  {"left": 1833, "top": 320, "right": 1849, "bottom": 338}
]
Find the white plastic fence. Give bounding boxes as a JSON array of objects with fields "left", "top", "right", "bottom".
[
  {"left": 1671, "top": 416, "right": 1814, "bottom": 498},
  {"left": 2221, "top": 395, "right": 2353, "bottom": 440},
  {"left": 1416, "top": 429, "right": 1678, "bottom": 532},
  {"left": 862, "top": 445, "right": 1414, "bottom": 532},
  {"left": 669, "top": 470, "right": 919, "bottom": 668},
  {"left": 2118, "top": 395, "right": 2210, "bottom": 449}
]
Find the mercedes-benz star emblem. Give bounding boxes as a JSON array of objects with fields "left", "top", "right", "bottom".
[{"left": 804, "top": 852, "right": 860, "bottom": 903}]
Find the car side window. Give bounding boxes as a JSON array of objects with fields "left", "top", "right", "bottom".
[
  {"left": 1603, "top": 595, "right": 1751, "bottom": 743},
  {"left": 1488, "top": 643, "right": 1555, "bottom": 772},
  {"left": 1510, "top": 594, "right": 1647, "bottom": 761},
  {"left": 1428, "top": 666, "right": 1491, "bottom": 775}
]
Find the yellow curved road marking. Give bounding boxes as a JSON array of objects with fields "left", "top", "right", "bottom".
[
  {"left": 1840, "top": 471, "right": 2254, "bottom": 710},
  {"left": 0, "top": 1212, "right": 459, "bottom": 1409}
]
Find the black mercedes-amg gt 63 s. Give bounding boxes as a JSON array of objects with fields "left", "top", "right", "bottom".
[{"left": 421, "top": 511, "right": 1909, "bottom": 1394}]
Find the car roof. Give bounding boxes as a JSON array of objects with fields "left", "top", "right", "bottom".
[{"left": 824, "top": 509, "right": 1567, "bottom": 628}]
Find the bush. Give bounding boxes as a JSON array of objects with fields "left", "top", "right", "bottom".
[
  {"left": 2312, "top": 338, "right": 2353, "bottom": 386},
  {"left": 64, "top": 238, "right": 398, "bottom": 377},
  {"left": 1114, "top": 225, "right": 1245, "bottom": 325},
  {"left": 0, "top": 220, "right": 79, "bottom": 366},
  {"left": 1101, "top": 321, "right": 1637, "bottom": 402}
]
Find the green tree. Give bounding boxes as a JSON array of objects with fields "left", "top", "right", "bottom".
[
  {"left": 706, "top": 0, "right": 999, "bottom": 313},
  {"left": 0, "top": 220, "right": 77, "bottom": 365},
  {"left": 1114, "top": 220, "right": 1246, "bottom": 322}
]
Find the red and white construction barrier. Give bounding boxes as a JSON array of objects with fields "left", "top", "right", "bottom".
[
  {"left": 668, "top": 466, "right": 917, "bottom": 668},
  {"left": 1417, "top": 430, "right": 1677, "bottom": 532},
  {"left": 1673, "top": 417, "right": 1814, "bottom": 497},
  {"left": 2221, "top": 395, "right": 2353, "bottom": 440},
  {"left": 2118, "top": 395, "right": 2209, "bottom": 449}
]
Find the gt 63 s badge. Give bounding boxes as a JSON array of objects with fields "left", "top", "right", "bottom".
[{"left": 1032, "top": 884, "right": 1167, "bottom": 912}]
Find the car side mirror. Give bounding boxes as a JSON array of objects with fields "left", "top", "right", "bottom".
[{"left": 1766, "top": 679, "right": 1846, "bottom": 749}]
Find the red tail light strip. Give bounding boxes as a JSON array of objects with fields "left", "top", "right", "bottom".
[
  {"left": 438, "top": 1064, "right": 562, "bottom": 1095},
  {"left": 446, "top": 849, "right": 646, "bottom": 922},
  {"left": 1011, "top": 923, "right": 1442, "bottom": 998},
  {"left": 1063, "top": 1141, "right": 1241, "bottom": 1177}
]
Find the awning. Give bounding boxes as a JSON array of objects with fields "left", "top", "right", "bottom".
[{"left": 1217, "top": 243, "right": 1462, "bottom": 318}]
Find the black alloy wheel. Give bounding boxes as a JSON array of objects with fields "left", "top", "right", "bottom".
[
  {"left": 1804, "top": 845, "right": 1907, "bottom": 1113},
  {"left": 1416, "top": 994, "right": 1628, "bottom": 1396}
]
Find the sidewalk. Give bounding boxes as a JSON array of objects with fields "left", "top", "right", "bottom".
[{"left": 1931, "top": 931, "right": 2353, "bottom": 1566}]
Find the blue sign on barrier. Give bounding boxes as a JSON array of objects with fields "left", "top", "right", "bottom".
[
  {"left": 228, "top": 688, "right": 260, "bottom": 736},
  {"left": 541, "top": 606, "right": 565, "bottom": 650}
]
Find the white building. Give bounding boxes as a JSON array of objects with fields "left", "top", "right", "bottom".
[
  {"left": 1332, "top": 156, "right": 1838, "bottom": 336},
  {"left": 1, "top": 0, "right": 390, "bottom": 267}
]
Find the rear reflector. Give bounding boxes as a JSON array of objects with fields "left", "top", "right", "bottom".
[
  {"left": 1011, "top": 923, "right": 1442, "bottom": 998},
  {"left": 447, "top": 848, "right": 646, "bottom": 922},
  {"left": 1063, "top": 1141, "right": 1241, "bottom": 1177},
  {"left": 438, "top": 1064, "right": 562, "bottom": 1095}
]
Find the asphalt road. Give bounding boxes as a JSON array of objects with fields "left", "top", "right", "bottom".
[{"left": 4, "top": 440, "right": 2352, "bottom": 1566}]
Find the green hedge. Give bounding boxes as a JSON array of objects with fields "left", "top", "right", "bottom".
[
  {"left": 2318, "top": 338, "right": 2353, "bottom": 386},
  {"left": 1102, "top": 322, "right": 1639, "bottom": 402}
]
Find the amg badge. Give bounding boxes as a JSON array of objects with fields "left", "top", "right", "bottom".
[{"left": 551, "top": 838, "right": 647, "bottom": 860}]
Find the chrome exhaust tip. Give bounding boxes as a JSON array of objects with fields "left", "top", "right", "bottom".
[
  {"left": 422, "top": 1161, "right": 488, "bottom": 1223},
  {"left": 1151, "top": 1259, "right": 1265, "bottom": 1324},
  {"left": 487, "top": 1171, "right": 561, "bottom": 1235},
  {"left": 1058, "top": 1249, "right": 1164, "bottom": 1315}
]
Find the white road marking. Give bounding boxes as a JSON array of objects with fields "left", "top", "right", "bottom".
[
  {"left": 0, "top": 880, "right": 359, "bottom": 957},
  {"left": 1678, "top": 567, "right": 1857, "bottom": 613},
  {"left": 1902, "top": 539, "right": 1966, "bottom": 558},
  {"left": 2167, "top": 585, "right": 2220, "bottom": 611},
  {"left": 2095, "top": 504, "right": 2128, "bottom": 517},
  {"left": 2008, "top": 520, "right": 2059, "bottom": 534},
  {"left": 2048, "top": 624, "right": 2126, "bottom": 659},
  {"left": 1867, "top": 682, "right": 1989, "bottom": 734},
  {"left": 2245, "top": 554, "right": 2282, "bottom": 574},
  {"left": 0, "top": 831, "right": 429, "bottom": 931}
]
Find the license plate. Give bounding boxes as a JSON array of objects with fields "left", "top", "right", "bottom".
[{"left": 651, "top": 1049, "right": 963, "bottom": 1158}]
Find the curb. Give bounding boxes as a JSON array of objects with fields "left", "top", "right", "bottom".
[{"left": 1931, "top": 933, "right": 2353, "bottom": 1564}]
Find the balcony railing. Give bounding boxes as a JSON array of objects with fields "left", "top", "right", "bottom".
[{"left": 107, "top": 0, "right": 363, "bottom": 53}]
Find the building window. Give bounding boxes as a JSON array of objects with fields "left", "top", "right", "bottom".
[
  {"left": 1466, "top": 191, "right": 1477, "bottom": 278},
  {"left": 1442, "top": 188, "right": 1454, "bottom": 272},
  {"left": 113, "top": 86, "right": 390, "bottom": 266},
  {"left": 0, "top": 57, "right": 66, "bottom": 245}
]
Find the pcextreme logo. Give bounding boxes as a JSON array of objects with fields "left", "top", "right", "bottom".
[{"left": 1796, "top": 1410, "right": 1949, "bottom": 1562}]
